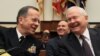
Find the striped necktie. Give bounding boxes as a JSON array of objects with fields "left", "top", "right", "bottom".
[{"left": 80, "top": 35, "right": 93, "bottom": 56}]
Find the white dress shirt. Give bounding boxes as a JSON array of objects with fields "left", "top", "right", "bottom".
[
  {"left": 16, "top": 28, "right": 24, "bottom": 41},
  {"left": 76, "top": 28, "right": 95, "bottom": 56}
]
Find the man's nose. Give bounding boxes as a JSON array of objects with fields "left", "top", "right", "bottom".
[
  {"left": 35, "top": 21, "right": 40, "bottom": 26},
  {"left": 70, "top": 19, "right": 75, "bottom": 23}
]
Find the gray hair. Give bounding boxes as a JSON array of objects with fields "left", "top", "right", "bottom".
[
  {"left": 66, "top": 6, "right": 88, "bottom": 16},
  {"left": 17, "top": 6, "right": 39, "bottom": 23}
]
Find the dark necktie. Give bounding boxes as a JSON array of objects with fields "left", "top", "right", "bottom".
[
  {"left": 20, "top": 36, "right": 25, "bottom": 44},
  {"left": 80, "top": 35, "right": 93, "bottom": 56}
]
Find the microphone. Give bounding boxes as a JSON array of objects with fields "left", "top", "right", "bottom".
[
  {"left": 7, "top": 46, "right": 19, "bottom": 52},
  {"left": 0, "top": 49, "right": 11, "bottom": 56},
  {"left": 0, "top": 37, "right": 26, "bottom": 56},
  {"left": 0, "top": 52, "right": 11, "bottom": 56},
  {"left": 0, "top": 46, "right": 19, "bottom": 56}
]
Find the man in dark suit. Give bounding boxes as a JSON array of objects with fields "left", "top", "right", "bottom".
[
  {"left": 58, "top": 6, "right": 100, "bottom": 56},
  {"left": 0, "top": 6, "right": 43, "bottom": 56},
  {"left": 41, "top": 29, "right": 50, "bottom": 50},
  {"left": 46, "top": 21, "right": 70, "bottom": 56}
]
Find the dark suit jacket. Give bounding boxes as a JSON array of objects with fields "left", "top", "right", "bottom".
[
  {"left": 58, "top": 28, "right": 100, "bottom": 56},
  {"left": 0, "top": 28, "right": 43, "bottom": 56},
  {"left": 46, "top": 36, "right": 64, "bottom": 56}
]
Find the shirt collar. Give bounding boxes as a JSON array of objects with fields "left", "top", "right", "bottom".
[
  {"left": 16, "top": 28, "right": 23, "bottom": 39},
  {"left": 75, "top": 28, "right": 90, "bottom": 40},
  {"left": 82, "top": 28, "right": 90, "bottom": 40}
]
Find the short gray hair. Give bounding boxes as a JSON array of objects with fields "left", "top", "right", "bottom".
[{"left": 66, "top": 6, "right": 88, "bottom": 16}]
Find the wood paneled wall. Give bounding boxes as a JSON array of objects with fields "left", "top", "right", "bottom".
[
  {"left": 40, "top": 21, "right": 59, "bottom": 31},
  {"left": 34, "top": 21, "right": 59, "bottom": 39}
]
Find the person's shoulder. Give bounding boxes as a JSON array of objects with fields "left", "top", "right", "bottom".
[
  {"left": 0, "top": 27, "right": 9, "bottom": 33},
  {"left": 88, "top": 28, "right": 100, "bottom": 36},
  {"left": 49, "top": 37, "right": 58, "bottom": 42},
  {"left": 63, "top": 32, "right": 74, "bottom": 39},
  {"left": 89, "top": 28, "right": 100, "bottom": 32},
  {"left": 27, "top": 35, "right": 42, "bottom": 43},
  {"left": 0, "top": 27, "right": 16, "bottom": 39},
  {"left": 47, "top": 37, "right": 60, "bottom": 45},
  {"left": 0, "top": 27, "right": 16, "bottom": 34},
  {"left": 0, "top": 27, "right": 15, "bottom": 31}
]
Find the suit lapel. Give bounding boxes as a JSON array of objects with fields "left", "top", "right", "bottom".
[
  {"left": 89, "top": 29, "right": 100, "bottom": 56},
  {"left": 67, "top": 33, "right": 82, "bottom": 53},
  {"left": 61, "top": 33, "right": 82, "bottom": 56},
  {"left": 68, "top": 33, "right": 82, "bottom": 55},
  {"left": 7, "top": 28, "right": 19, "bottom": 47}
]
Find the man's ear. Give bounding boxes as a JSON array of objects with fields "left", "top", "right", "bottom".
[
  {"left": 85, "top": 16, "right": 88, "bottom": 20},
  {"left": 18, "top": 16, "right": 24, "bottom": 24}
]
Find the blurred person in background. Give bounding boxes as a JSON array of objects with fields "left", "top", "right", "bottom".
[
  {"left": 41, "top": 29, "right": 50, "bottom": 49},
  {"left": 46, "top": 20, "right": 70, "bottom": 56}
]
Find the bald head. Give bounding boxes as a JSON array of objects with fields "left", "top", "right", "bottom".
[
  {"left": 58, "top": 21, "right": 68, "bottom": 26},
  {"left": 57, "top": 21, "right": 70, "bottom": 37}
]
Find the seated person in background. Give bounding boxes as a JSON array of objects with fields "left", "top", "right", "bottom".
[
  {"left": 41, "top": 29, "right": 50, "bottom": 49},
  {"left": 57, "top": 21, "right": 70, "bottom": 38},
  {"left": 46, "top": 20, "right": 70, "bottom": 56},
  {"left": 0, "top": 6, "right": 43, "bottom": 56}
]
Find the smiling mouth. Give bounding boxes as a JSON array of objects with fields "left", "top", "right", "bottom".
[{"left": 70, "top": 23, "right": 80, "bottom": 28}]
